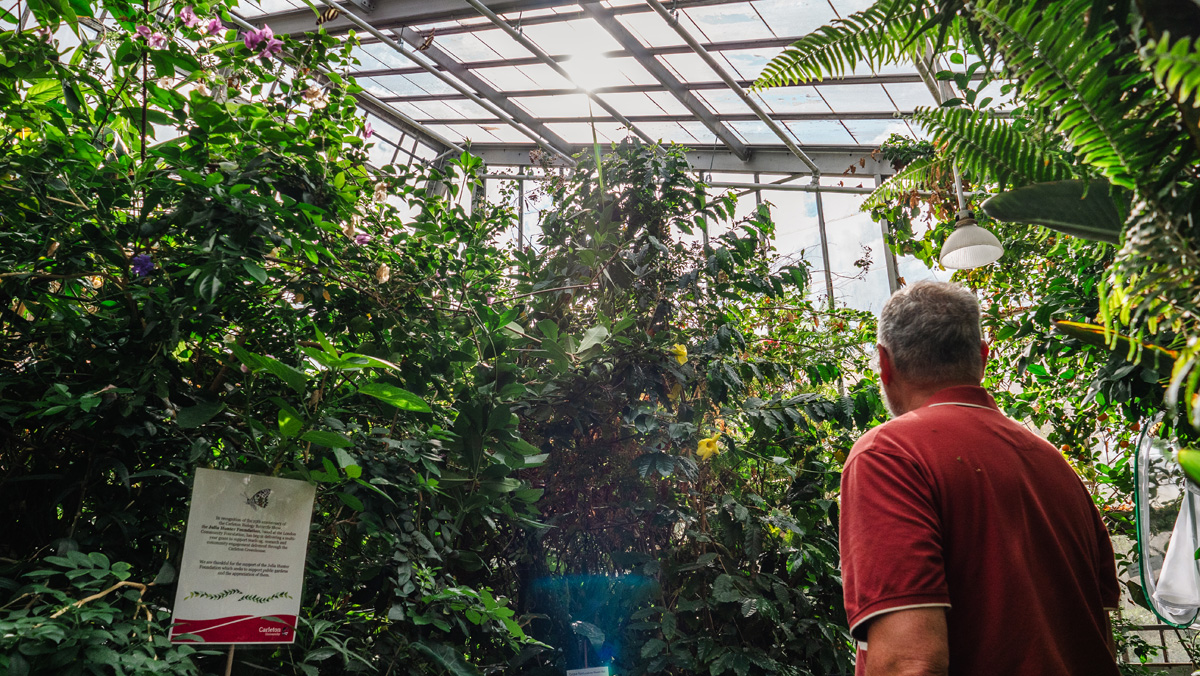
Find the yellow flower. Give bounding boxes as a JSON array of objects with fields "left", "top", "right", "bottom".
[
  {"left": 697, "top": 433, "right": 720, "bottom": 461},
  {"left": 671, "top": 343, "right": 688, "bottom": 364}
]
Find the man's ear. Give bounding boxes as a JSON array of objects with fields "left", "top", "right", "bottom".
[
  {"left": 878, "top": 344, "right": 893, "bottom": 387},
  {"left": 980, "top": 340, "right": 990, "bottom": 377}
]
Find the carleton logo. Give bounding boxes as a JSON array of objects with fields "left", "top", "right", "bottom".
[{"left": 259, "top": 627, "right": 287, "bottom": 634}]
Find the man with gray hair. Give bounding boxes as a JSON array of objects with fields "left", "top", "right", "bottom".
[{"left": 839, "top": 281, "right": 1119, "bottom": 676}]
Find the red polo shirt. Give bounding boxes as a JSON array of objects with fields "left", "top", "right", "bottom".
[{"left": 840, "top": 385, "right": 1119, "bottom": 676}]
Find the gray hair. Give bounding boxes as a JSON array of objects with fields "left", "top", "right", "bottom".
[{"left": 878, "top": 281, "right": 983, "bottom": 385}]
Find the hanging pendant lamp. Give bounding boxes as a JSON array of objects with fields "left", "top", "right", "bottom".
[
  {"left": 938, "top": 166, "right": 1004, "bottom": 269},
  {"left": 939, "top": 210, "right": 1004, "bottom": 269}
]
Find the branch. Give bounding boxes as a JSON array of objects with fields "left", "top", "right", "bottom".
[{"left": 49, "top": 579, "right": 152, "bottom": 619}]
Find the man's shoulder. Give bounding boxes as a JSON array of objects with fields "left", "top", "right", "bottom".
[{"left": 847, "top": 415, "right": 919, "bottom": 462}]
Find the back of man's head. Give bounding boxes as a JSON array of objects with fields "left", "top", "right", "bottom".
[{"left": 878, "top": 281, "right": 983, "bottom": 386}]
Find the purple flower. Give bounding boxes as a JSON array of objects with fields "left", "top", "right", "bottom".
[
  {"left": 242, "top": 24, "right": 273, "bottom": 51},
  {"left": 361, "top": 121, "right": 373, "bottom": 139},
  {"left": 204, "top": 18, "right": 224, "bottom": 35},
  {"left": 131, "top": 254, "right": 154, "bottom": 278},
  {"left": 354, "top": 233, "right": 372, "bottom": 245},
  {"left": 259, "top": 35, "right": 283, "bottom": 59},
  {"left": 180, "top": 6, "right": 200, "bottom": 28},
  {"left": 135, "top": 24, "right": 152, "bottom": 40},
  {"left": 148, "top": 31, "right": 167, "bottom": 48}
]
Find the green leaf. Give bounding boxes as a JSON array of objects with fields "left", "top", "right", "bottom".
[
  {"left": 337, "top": 492, "right": 363, "bottom": 511},
  {"left": 333, "top": 447, "right": 359, "bottom": 473},
  {"left": 410, "top": 641, "right": 482, "bottom": 676},
  {"left": 302, "top": 431, "right": 354, "bottom": 448},
  {"left": 712, "top": 574, "right": 742, "bottom": 603},
  {"left": 278, "top": 407, "right": 302, "bottom": 438},
  {"left": 981, "top": 179, "right": 1124, "bottom": 243},
  {"left": 570, "top": 620, "right": 606, "bottom": 650},
  {"left": 177, "top": 401, "right": 225, "bottom": 428},
  {"left": 242, "top": 259, "right": 268, "bottom": 284},
  {"left": 575, "top": 325, "right": 609, "bottom": 353},
  {"left": 25, "top": 79, "right": 62, "bottom": 105},
  {"left": 233, "top": 346, "right": 308, "bottom": 394},
  {"left": 357, "top": 383, "right": 431, "bottom": 412},
  {"left": 641, "top": 638, "right": 666, "bottom": 658}
]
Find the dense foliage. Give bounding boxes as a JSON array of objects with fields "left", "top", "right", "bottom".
[{"left": 0, "top": 1, "right": 880, "bottom": 674}]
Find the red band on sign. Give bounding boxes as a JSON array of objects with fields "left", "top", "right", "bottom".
[{"left": 170, "top": 614, "right": 298, "bottom": 643}]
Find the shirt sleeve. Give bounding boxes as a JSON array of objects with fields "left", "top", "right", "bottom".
[{"left": 840, "top": 448, "right": 952, "bottom": 641}]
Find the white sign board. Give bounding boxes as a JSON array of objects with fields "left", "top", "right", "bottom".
[
  {"left": 170, "top": 468, "right": 316, "bottom": 644},
  {"left": 567, "top": 668, "right": 610, "bottom": 676}
]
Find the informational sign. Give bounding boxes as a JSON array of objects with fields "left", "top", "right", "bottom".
[
  {"left": 567, "top": 668, "right": 610, "bottom": 676},
  {"left": 170, "top": 468, "right": 316, "bottom": 644}
]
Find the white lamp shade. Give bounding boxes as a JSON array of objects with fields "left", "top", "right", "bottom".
[{"left": 939, "top": 222, "right": 1004, "bottom": 269}]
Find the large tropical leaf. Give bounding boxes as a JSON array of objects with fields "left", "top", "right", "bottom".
[
  {"left": 981, "top": 179, "right": 1126, "bottom": 243},
  {"left": 861, "top": 155, "right": 952, "bottom": 209},
  {"left": 909, "top": 106, "right": 1077, "bottom": 189},
  {"left": 1053, "top": 320, "right": 1177, "bottom": 378},
  {"left": 1144, "top": 32, "right": 1200, "bottom": 107},
  {"left": 754, "top": 0, "right": 932, "bottom": 88},
  {"left": 971, "top": 0, "right": 1182, "bottom": 192}
]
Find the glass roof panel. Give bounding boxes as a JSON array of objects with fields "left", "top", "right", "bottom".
[
  {"left": 441, "top": 98, "right": 504, "bottom": 120},
  {"left": 756, "top": 88, "right": 832, "bottom": 114},
  {"left": 499, "top": 63, "right": 574, "bottom": 91},
  {"left": 645, "top": 91, "right": 694, "bottom": 116},
  {"left": 592, "top": 92, "right": 675, "bottom": 117},
  {"left": 476, "top": 124, "right": 535, "bottom": 143},
  {"left": 719, "top": 48, "right": 782, "bottom": 81},
  {"left": 751, "top": 0, "right": 837, "bottom": 36},
  {"left": 638, "top": 121, "right": 702, "bottom": 145},
  {"left": 520, "top": 18, "right": 623, "bottom": 55},
  {"left": 358, "top": 75, "right": 427, "bottom": 99},
  {"left": 431, "top": 32, "right": 502, "bottom": 62},
  {"left": 783, "top": 120, "right": 856, "bottom": 144},
  {"left": 382, "top": 101, "right": 428, "bottom": 121},
  {"left": 728, "top": 120, "right": 780, "bottom": 144},
  {"left": 882, "top": 82, "right": 937, "bottom": 110},
  {"left": 425, "top": 123, "right": 502, "bottom": 144},
  {"left": 400, "top": 72, "right": 461, "bottom": 96},
  {"left": 545, "top": 121, "right": 630, "bottom": 144},
  {"left": 471, "top": 27, "right": 537, "bottom": 60},
  {"left": 510, "top": 94, "right": 594, "bottom": 118},
  {"left": 235, "top": 0, "right": 302, "bottom": 18},
  {"left": 677, "top": 121, "right": 725, "bottom": 145},
  {"left": 564, "top": 56, "right": 658, "bottom": 90},
  {"left": 696, "top": 89, "right": 752, "bottom": 116},
  {"left": 615, "top": 12, "right": 687, "bottom": 48},
  {"left": 408, "top": 99, "right": 492, "bottom": 122},
  {"left": 681, "top": 4, "right": 775, "bottom": 41},
  {"left": 842, "top": 119, "right": 912, "bottom": 144},
  {"left": 658, "top": 53, "right": 717, "bottom": 82},
  {"left": 815, "top": 83, "right": 897, "bottom": 112},
  {"left": 353, "top": 42, "right": 420, "bottom": 70},
  {"left": 470, "top": 65, "right": 542, "bottom": 91}
]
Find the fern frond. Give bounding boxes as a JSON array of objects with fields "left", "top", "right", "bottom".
[
  {"left": 972, "top": 0, "right": 1180, "bottom": 191},
  {"left": 753, "top": 0, "right": 932, "bottom": 88},
  {"left": 860, "top": 156, "right": 953, "bottom": 210},
  {"left": 910, "top": 107, "right": 1076, "bottom": 189},
  {"left": 1143, "top": 32, "right": 1200, "bottom": 107}
]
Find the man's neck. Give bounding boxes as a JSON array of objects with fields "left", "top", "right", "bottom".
[{"left": 891, "top": 381, "right": 980, "bottom": 416}]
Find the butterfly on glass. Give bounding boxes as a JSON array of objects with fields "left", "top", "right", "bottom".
[
  {"left": 245, "top": 488, "right": 272, "bottom": 510},
  {"left": 315, "top": 6, "right": 340, "bottom": 25}
]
